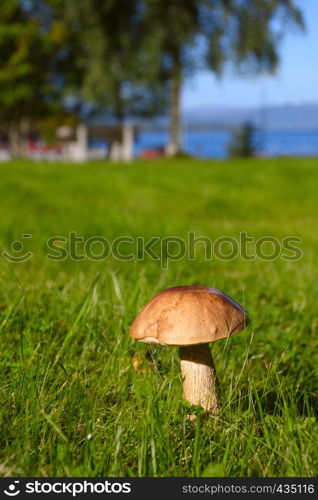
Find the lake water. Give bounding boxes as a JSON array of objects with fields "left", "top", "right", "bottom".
[{"left": 135, "top": 130, "right": 318, "bottom": 158}]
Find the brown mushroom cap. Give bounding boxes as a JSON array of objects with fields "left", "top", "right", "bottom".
[{"left": 130, "top": 285, "right": 249, "bottom": 346}]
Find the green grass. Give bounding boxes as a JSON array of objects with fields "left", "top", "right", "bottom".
[{"left": 0, "top": 157, "right": 317, "bottom": 477}]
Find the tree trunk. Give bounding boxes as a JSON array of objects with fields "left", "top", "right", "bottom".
[
  {"left": 167, "top": 55, "right": 182, "bottom": 156},
  {"left": 8, "top": 124, "right": 22, "bottom": 158},
  {"left": 8, "top": 119, "right": 30, "bottom": 158}
]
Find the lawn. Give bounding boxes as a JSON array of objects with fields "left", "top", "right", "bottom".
[{"left": 0, "top": 157, "right": 317, "bottom": 477}]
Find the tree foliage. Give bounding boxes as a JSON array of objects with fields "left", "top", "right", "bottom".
[
  {"left": 0, "top": 0, "right": 305, "bottom": 156},
  {"left": 228, "top": 122, "right": 257, "bottom": 158},
  {"left": 61, "top": 0, "right": 169, "bottom": 121},
  {"left": 0, "top": 1, "right": 70, "bottom": 122},
  {"left": 0, "top": 0, "right": 78, "bottom": 155},
  {"left": 141, "top": 0, "right": 304, "bottom": 152}
]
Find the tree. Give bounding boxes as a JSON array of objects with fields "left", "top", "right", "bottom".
[
  {"left": 228, "top": 122, "right": 257, "bottom": 158},
  {"left": 0, "top": 0, "right": 76, "bottom": 156},
  {"left": 0, "top": 1, "right": 304, "bottom": 157},
  {"left": 61, "top": 0, "right": 169, "bottom": 122},
  {"left": 142, "top": 0, "right": 304, "bottom": 154}
]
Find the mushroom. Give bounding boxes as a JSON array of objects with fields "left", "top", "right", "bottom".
[{"left": 130, "top": 285, "right": 248, "bottom": 415}]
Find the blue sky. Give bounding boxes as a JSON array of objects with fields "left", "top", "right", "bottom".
[{"left": 182, "top": 0, "right": 318, "bottom": 110}]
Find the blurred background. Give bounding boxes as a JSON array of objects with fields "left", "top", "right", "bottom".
[{"left": 0, "top": 0, "right": 316, "bottom": 162}]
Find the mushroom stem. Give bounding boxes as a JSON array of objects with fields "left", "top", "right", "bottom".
[{"left": 180, "top": 344, "right": 220, "bottom": 415}]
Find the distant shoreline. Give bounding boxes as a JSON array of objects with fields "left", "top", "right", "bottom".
[{"left": 136, "top": 129, "right": 318, "bottom": 159}]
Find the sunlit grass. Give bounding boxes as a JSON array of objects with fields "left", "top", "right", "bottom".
[{"left": 0, "top": 157, "right": 317, "bottom": 476}]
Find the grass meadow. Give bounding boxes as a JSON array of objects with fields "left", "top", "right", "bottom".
[{"left": 0, "top": 158, "right": 317, "bottom": 477}]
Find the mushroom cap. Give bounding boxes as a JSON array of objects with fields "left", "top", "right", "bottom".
[{"left": 130, "top": 285, "right": 249, "bottom": 346}]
